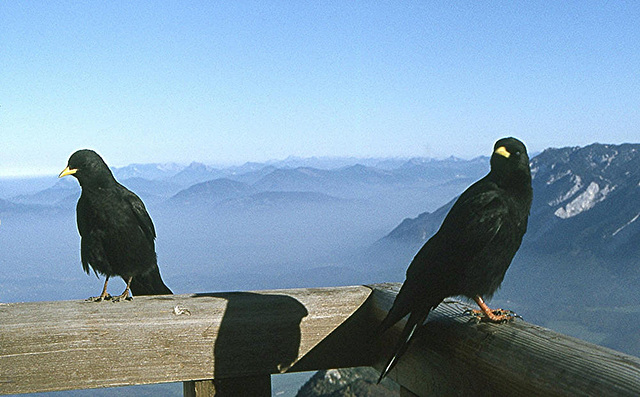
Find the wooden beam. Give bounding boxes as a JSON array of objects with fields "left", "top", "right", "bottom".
[
  {"left": 0, "top": 286, "right": 371, "bottom": 395},
  {"left": 3, "top": 284, "right": 640, "bottom": 396},
  {"left": 399, "top": 387, "right": 419, "bottom": 397},
  {"left": 369, "top": 283, "right": 640, "bottom": 397}
]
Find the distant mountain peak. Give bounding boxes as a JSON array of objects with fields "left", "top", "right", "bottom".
[
  {"left": 377, "top": 142, "right": 640, "bottom": 260},
  {"left": 113, "top": 162, "right": 184, "bottom": 180},
  {"left": 184, "top": 161, "right": 215, "bottom": 171}
]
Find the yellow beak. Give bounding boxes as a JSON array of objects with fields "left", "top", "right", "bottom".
[
  {"left": 59, "top": 166, "right": 78, "bottom": 178},
  {"left": 494, "top": 146, "right": 511, "bottom": 159}
]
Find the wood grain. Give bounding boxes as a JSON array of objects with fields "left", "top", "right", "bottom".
[
  {"left": 2, "top": 283, "right": 640, "bottom": 396},
  {"left": 369, "top": 283, "right": 640, "bottom": 397},
  {"left": 0, "top": 286, "right": 370, "bottom": 395}
]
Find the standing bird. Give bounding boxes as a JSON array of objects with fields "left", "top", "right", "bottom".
[
  {"left": 59, "top": 149, "right": 172, "bottom": 301},
  {"left": 377, "top": 137, "right": 533, "bottom": 382}
]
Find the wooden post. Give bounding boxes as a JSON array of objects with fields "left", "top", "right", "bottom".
[
  {"left": 183, "top": 376, "right": 270, "bottom": 397},
  {"left": 214, "top": 375, "right": 271, "bottom": 396},
  {"left": 183, "top": 380, "right": 215, "bottom": 397}
]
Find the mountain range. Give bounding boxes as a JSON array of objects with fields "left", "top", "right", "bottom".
[
  {"left": 297, "top": 144, "right": 640, "bottom": 396},
  {"left": 375, "top": 143, "right": 640, "bottom": 268},
  {"left": 0, "top": 154, "right": 490, "bottom": 305},
  {"left": 1, "top": 144, "right": 638, "bottom": 396},
  {"left": 1, "top": 156, "right": 490, "bottom": 235},
  {"left": 2, "top": 145, "right": 637, "bottom": 305},
  {"left": 366, "top": 143, "right": 640, "bottom": 359}
]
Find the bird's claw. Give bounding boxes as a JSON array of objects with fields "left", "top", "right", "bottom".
[
  {"left": 111, "top": 294, "right": 133, "bottom": 302},
  {"left": 87, "top": 294, "right": 112, "bottom": 302},
  {"left": 465, "top": 308, "right": 520, "bottom": 323},
  {"left": 509, "top": 311, "right": 523, "bottom": 320}
]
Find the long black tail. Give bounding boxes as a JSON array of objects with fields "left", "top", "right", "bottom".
[
  {"left": 130, "top": 265, "right": 172, "bottom": 296},
  {"left": 377, "top": 309, "right": 429, "bottom": 383}
]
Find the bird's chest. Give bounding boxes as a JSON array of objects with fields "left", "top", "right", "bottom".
[{"left": 78, "top": 190, "right": 132, "bottom": 235}]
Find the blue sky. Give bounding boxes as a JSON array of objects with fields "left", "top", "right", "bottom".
[{"left": 2, "top": 2, "right": 639, "bottom": 176}]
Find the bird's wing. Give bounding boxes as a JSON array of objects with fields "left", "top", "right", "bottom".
[
  {"left": 407, "top": 181, "right": 509, "bottom": 279},
  {"left": 443, "top": 184, "right": 509, "bottom": 252},
  {"left": 75, "top": 197, "right": 89, "bottom": 239},
  {"left": 75, "top": 197, "right": 95, "bottom": 274},
  {"left": 376, "top": 180, "right": 511, "bottom": 382},
  {"left": 121, "top": 186, "right": 156, "bottom": 242},
  {"left": 380, "top": 182, "right": 509, "bottom": 332}
]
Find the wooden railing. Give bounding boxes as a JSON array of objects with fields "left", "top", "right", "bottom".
[{"left": 2, "top": 283, "right": 640, "bottom": 396}]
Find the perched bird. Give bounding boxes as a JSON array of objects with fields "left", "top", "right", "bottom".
[
  {"left": 59, "top": 149, "right": 172, "bottom": 301},
  {"left": 377, "top": 137, "right": 533, "bottom": 382}
]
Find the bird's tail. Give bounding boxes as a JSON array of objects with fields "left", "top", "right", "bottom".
[
  {"left": 377, "top": 310, "right": 429, "bottom": 383},
  {"left": 130, "top": 264, "right": 172, "bottom": 296}
]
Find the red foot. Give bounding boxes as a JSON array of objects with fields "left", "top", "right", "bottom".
[
  {"left": 468, "top": 308, "right": 515, "bottom": 323},
  {"left": 470, "top": 295, "right": 517, "bottom": 323}
]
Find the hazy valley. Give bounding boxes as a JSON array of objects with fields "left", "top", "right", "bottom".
[{"left": 1, "top": 145, "right": 639, "bottom": 396}]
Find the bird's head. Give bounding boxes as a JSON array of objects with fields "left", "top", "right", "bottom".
[
  {"left": 490, "top": 137, "right": 531, "bottom": 186},
  {"left": 59, "top": 149, "right": 115, "bottom": 188}
]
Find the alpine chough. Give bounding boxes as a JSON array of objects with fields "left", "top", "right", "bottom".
[
  {"left": 60, "top": 149, "right": 172, "bottom": 301},
  {"left": 377, "top": 137, "right": 533, "bottom": 382}
]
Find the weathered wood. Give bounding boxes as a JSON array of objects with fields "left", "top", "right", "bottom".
[
  {"left": 369, "top": 283, "right": 640, "bottom": 397},
  {"left": 2, "top": 284, "right": 640, "bottom": 396},
  {"left": 400, "top": 386, "right": 419, "bottom": 397},
  {"left": 0, "top": 286, "right": 371, "bottom": 395}
]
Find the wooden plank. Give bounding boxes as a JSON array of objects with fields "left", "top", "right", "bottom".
[
  {"left": 369, "top": 283, "right": 640, "bottom": 397},
  {"left": 3, "top": 283, "right": 640, "bottom": 396},
  {"left": 0, "top": 286, "right": 371, "bottom": 395},
  {"left": 399, "top": 387, "right": 419, "bottom": 397}
]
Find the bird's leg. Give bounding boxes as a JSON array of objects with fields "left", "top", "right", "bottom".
[
  {"left": 469, "top": 295, "right": 516, "bottom": 323},
  {"left": 111, "top": 277, "right": 133, "bottom": 302},
  {"left": 87, "top": 277, "right": 112, "bottom": 302}
]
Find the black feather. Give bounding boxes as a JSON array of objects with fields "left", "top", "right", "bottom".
[
  {"left": 377, "top": 137, "right": 533, "bottom": 381},
  {"left": 61, "top": 149, "right": 172, "bottom": 299}
]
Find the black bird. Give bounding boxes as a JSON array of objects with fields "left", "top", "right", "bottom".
[
  {"left": 377, "top": 137, "right": 533, "bottom": 382},
  {"left": 59, "top": 149, "right": 172, "bottom": 301}
]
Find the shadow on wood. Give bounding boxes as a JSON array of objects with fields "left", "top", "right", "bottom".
[
  {"left": 2, "top": 284, "right": 640, "bottom": 397},
  {"left": 288, "top": 291, "right": 376, "bottom": 372},
  {"left": 193, "top": 291, "right": 308, "bottom": 378}
]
